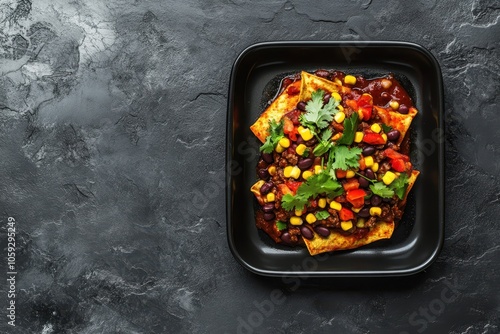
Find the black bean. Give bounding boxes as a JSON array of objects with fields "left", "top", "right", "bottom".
[
  {"left": 263, "top": 212, "right": 275, "bottom": 221},
  {"left": 260, "top": 182, "right": 273, "bottom": 195},
  {"left": 281, "top": 232, "right": 292, "bottom": 244},
  {"left": 358, "top": 176, "right": 370, "bottom": 188},
  {"left": 297, "top": 158, "right": 313, "bottom": 170},
  {"left": 365, "top": 168, "right": 375, "bottom": 180},
  {"left": 399, "top": 104, "right": 409, "bottom": 114},
  {"left": 371, "top": 195, "right": 382, "bottom": 206},
  {"left": 300, "top": 226, "right": 314, "bottom": 240},
  {"left": 296, "top": 136, "right": 304, "bottom": 144},
  {"left": 297, "top": 101, "right": 307, "bottom": 111},
  {"left": 387, "top": 129, "right": 400, "bottom": 142},
  {"left": 314, "top": 226, "right": 331, "bottom": 237},
  {"left": 262, "top": 203, "right": 275, "bottom": 213},
  {"left": 261, "top": 152, "right": 273, "bottom": 163},
  {"left": 258, "top": 169, "right": 270, "bottom": 180},
  {"left": 362, "top": 146, "right": 375, "bottom": 156},
  {"left": 323, "top": 93, "right": 331, "bottom": 104},
  {"left": 314, "top": 69, "right": 330, "bottom": 78},
  {"left": 358, "top": 207, "right": 370, "bottom": 218}
]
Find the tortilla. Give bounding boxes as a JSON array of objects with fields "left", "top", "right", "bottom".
[
  {"left": 374, "top": 106, "right": 418, "bottom": 145},
  {"left": 304, "top": 221, "right": 395, "bottom": 256},
  {"left": 250, "top": 80, "right": 301, "bottom": 143},
  {"left": 298, "top": 71, "right": 343, "bottom": 101}
]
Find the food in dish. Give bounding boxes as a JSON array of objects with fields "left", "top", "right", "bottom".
[{"left": 250, "top": 70, "right": 419, "bottom": 255}]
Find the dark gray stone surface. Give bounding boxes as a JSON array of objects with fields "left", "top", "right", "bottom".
[{"left": 0, "top": 0, "right": 499, "bottom": 333}]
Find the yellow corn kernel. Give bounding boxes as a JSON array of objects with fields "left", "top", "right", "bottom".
[
  {"left": 332, "top": 92, "right": 342, "bottom": 102},
  {"left": 346, "top": 170, "right": 355, "bottom": 178},
  {"left": 372, "top": 162, "right": 379, "bottom": 172},
  {"left": 268, "top": 165, "right": 277, "bottom": 176},
  {"left": 364, "top": 156, "right": 374, "bottom": 168},
  {"left": 314, "top": 165, "right": 323, "bottom": 174},
  {"left": 357, "top": 109, "right": 364, "bottom": 119},
  {"left": 295, "top": 209, "right": 303, "bottom": 216},
  {"left": 390, "top": 100, "right": 399, "bottom": 110},
  {"left": 278, "top": 137, "right": 290, "bottom": 148},
  {"left": 370, "top": 123, "right": 382, "bottom": 133},
  {"left": 341, "top": 220, "right": 353, "bottom": 231},
  {"left": 266, "top": 193, "right": 275, "bottom": 202},
  {"left": 290, "top": 216, "right": 303, "bottom": 226},
  {"left": 283, "top": 166, "right": 293, "bottom": 178},
  {"left": 352, "top": 206, "right": 362, "bottom": 213},
  {"left": 295, "top": 144, "right": 307, "bottom": 156},
  {"left": 354, "top": 131, "right": 364, "bottom": 143},
  {"left": 306, "top": 213, "right": 317, "bottom": 224},
  {"left": 334, "top": 111, "right": 346, "bottom": 123},
  {"left": 383, "top": 171, "right": 396, "bottom": 185},
  {"left": 344, "top": 75, "right": 356, "bottom": 85},
  {"left": 381, "top": 79, "right": 392, "bottom": 89},
  {"left": 298, "top": 127, "right": 313, "bottom": 141},
  {"left": 381, "top": 133, "right": 388, "bottom": 143},
  {"left": 329, "top": 201, "right": 342, "bottom": 211},
  {"left": 334, "top": 78, "right": 342, "bottom": 85},
  {"left": 318, "top": 198, "right": 327, "bottom": 208},
  {"left": 370, "top": 207, "right": 382, "bottom": 216},
  {"left": 275, "top": 143, "right": 285, "bottom": 153},
  {"left": 337, "top": 104, "right": 344, "bottom": 112},
  {"left": 302, "top": 170, "right": 313, "bottom": 180},
  {"left": 356, "top": 218, "right": 366, "bottom": 228},
  {"left": 290, "top": 166, "right": 301, "bottom": 179}
]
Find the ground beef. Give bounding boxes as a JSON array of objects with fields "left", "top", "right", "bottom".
[
  {"left": 279, "top": 157, "right": 288, "bottom": 168},
  {"left": 322, "top": 210, "right": 340, "bottom": 228},
  {"left": 332, "top": 122, "right": 344, "bottom": 133},
  {"left": 365, "top": 217, "right": 377, "bottom": 228},
  {"left": 288, "top": 227, "right": 301, "bottom": 243},
  {"left": 380, "top": 204, "right": 394, "bottom": 221},
  {"left": 378, "top": 161, "right": 391, "bottom": 175},
  {"left": 284, "top": 151, "right": 298, "bottom": 165}
]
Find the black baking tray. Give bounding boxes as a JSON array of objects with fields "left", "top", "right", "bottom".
[{"left": 226, "top": 41, "right": 444, "bottom": 277}]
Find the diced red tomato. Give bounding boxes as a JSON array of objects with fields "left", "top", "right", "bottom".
[
  {"left": 390, "top": 158, "right": 406, "bottom": 172},
  {"left": 346, "top": 189, "right": 366, "bottom": 208},
  {"left": 357, "top": 93, "right": 373, "bottom": 121},
  {"left": 345, "top": 99, "right": 358, "bottom": 110},
  {"left": 285, "top": 181, "right": 302, "bottom": 195},
  {"left": 358, "top": 156, "right": 366, "bottom": 170},
  {"left": 363, "top": 133, "right": 386, "bottom": 145},
  {"left": 309, "top": 199, "right": 318, "bottom": 208},
  {"left": 384, "top": 148, "right": 410, "bottom": 162},
  {"left": 343, "top": 178, "right": 360, "bottom": 191},
  {"left": 339, "top": 207, "right": 354, "bottom": 221},
  {"left": 336, "top": 169, "right": 347, "bottom": 178},
  {"left": 283, "top": 117, "right": 298, "bottom": 141}
]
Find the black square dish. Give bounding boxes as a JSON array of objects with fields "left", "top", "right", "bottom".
[{"left": 226, "top": 41, "right": 444, "bottom": 277}]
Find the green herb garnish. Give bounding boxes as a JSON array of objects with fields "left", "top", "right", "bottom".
[
  {"left": 327, "top": 145, "right": 362, "bottom": 171},
  {"left": 336, "top": 112, "right": 359, "bottom": 146},
  {"left": 381, "top": 123, "right": 392, "bottom": 133},
  {"left": 281, "top": 172, "right": 344, "bottom": 211},
  {"left": 369, "top": 182, "right": 395, "bottom": 198},
  {"left": 276, "top": 221, "right": 287, "bottom": 231},
  {"left": 260, "top": 119, "right": 284, "bottom": 153},
  {"left": 300, "top": 90, "right": 340, "bottom": 130},
  {"left": 312, "top": 129, "right": 333, "bottom": 156},
  {"left": 389, "top": 173, "right": 410, "bottom": 199},
  {"left": 315, "top": 211, "right": 330, "bottom": 220}
]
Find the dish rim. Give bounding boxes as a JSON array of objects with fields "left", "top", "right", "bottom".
[{"left": 226, "top": 40, "right": 445, "bottom": 277}]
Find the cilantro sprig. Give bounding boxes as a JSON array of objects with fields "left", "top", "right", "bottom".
[
  {"left": 327, "top": 145, "right": 362, "bottom": 171},
  {"left": 312, "top": 129, "right": 333, "bottom": 156},
  {"left": 367, "top": 173, "right": 410, "bottom": 199},
  {"left": 281, "top": 172, "right": 344, "bottom": 211},
  {"left": 299, "top": 90, "right": 340, "bottom": 131},
  {"left": 336, "top": 112, "right": 359, "bottom": 145},
  {"left": 260, "top": 119, "right": 284, "bottom": 153},
  {"left": 276, "top": 221, "right": 287, "bottom": 231}
]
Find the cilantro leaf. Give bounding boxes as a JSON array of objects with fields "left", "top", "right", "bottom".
[
  {"left": 281, "top": 193, "right": 309, "bottom": 211},
  {"left": 280, "top": 172, "right": 344, "bottom": 211},
  {"left": 313, "top": 129, "right": 333, "bottom": 156},
  {"left": 381, "top": 123, "right": 392, "bottom": 133},
  {"left": 369, "top": 182, "right": 395, "bottom": 198},
  {"left": 336, "top": 112, "right": 359, "bottom": 145},
  {"left": 260, "top": 119, "right": 284, "bottom": 153},
  {"left": 315, "top": 211, "right": 330, "bottom": 220},
  {"left": 328, "top": 145, "right": 362, "bottom": 171},
  {"left": 276, "top": 221, "right": 287, "bottom": 231},
  {"left": 300, "top": 90, "right": 340, "bottom": 130},
  {"left": 389, "top": 173, "right": 410, "bottom": 199}
]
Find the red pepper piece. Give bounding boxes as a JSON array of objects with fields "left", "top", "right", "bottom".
[
  {"left": 390, "top": 158, "right": 406, "bottom": 172},
  {"left": 343, "top": 178, "right": 360, "bottom": 191},
  {"left": 339, "top": 207, "right": 354, "bottom": 221},
  {"left": 285, "top": 181, "right": 302, "bottom": 195},
  {"left": 357, "top": 93, "right": 373, "bottom": 121},
  {"left": 363, "top": 133, "right": 385, "bottom": 145},
  {"left": 384, "top": 148, "right": 410, "bottom": 162},
  {"left": 346, "top": 189, "right": 366, "bottom": 208}
]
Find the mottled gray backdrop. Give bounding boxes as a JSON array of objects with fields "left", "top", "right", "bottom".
[{"left": 1, "top": 0, "right": 499, "bottom": 333}]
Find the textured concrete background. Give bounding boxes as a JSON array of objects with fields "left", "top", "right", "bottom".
[{"left": 0, "top": 0, "right": 499, "bottom": 333}]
